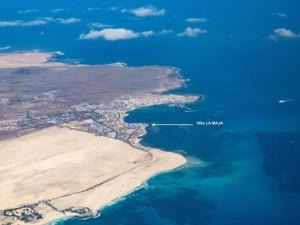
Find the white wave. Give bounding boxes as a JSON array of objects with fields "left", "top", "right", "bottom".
[{"left": 278, "top": 98, "right": 300, "bottom": 104}]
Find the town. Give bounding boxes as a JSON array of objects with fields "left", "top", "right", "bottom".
[
  {"left": 0, "top": 94, "right": 198, "bottom": 149},
  {"left": 0, "top": 93, "right": 198, "bottom": 224}
]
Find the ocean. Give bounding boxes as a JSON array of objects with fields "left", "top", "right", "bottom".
[{"left": 1, "top": 0, "right": 300, "bottom": 224}]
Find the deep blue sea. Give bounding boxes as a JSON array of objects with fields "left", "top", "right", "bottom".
[{"left": 1, "top": 0, "right": 300, "bottom": 224}]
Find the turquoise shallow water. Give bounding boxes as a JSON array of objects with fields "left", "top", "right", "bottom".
[{"left": 1, "top": 0, "right": 300, "bottom": 224}]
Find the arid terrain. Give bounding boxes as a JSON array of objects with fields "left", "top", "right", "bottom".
[
  {"left": 0, "top": 52, "right": 198, "bottom": 225},
  {"left": 0, "top": 52, "right": 183, "bottom": 122},
  {"left": 0, "top": 127, "right": 186, "bottom": 225}
]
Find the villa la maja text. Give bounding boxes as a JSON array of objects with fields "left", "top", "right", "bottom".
[{"left": 196, "top": 121, "right": 224, "bottom": 126}]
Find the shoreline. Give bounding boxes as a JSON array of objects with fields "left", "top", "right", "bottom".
[
  {"left": 0, "top": 128, "right": 186, "bottom": 224},
  {"left": 0, "top": 127, "right": 187, "bottom": 225},
  {"left": 46, "top": 155, "right": 188, "bottom": 225},
  {"left": 44, "top": 101, "right": 198, "bottom": 225},
  {"left": 45, "top": 157, "right": 186, "bottom": 225},
  {"left": 0, "top": 52, "right": 199, "bottom": 225}
]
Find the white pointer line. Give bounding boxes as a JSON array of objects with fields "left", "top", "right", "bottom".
[{"left": 152, "top": 123, "right": 193, "bottom": 127}]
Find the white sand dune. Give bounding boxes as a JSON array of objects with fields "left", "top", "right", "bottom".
[{"left": 0, "top": 127, "right": 186, "bottom": 224}]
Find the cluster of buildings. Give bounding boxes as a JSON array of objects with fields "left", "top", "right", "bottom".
[
  {"left": 0, "top": 94, "right": 198, "bottom": 149},
  {"left": 0, "top": 93, "right": 198, "bottom": 224},
  {"left": 3, "top": 206, "right": 42, "bottom": 223},
  {"left": 69, "top": 94, "right": 198, "bottom": 148}
]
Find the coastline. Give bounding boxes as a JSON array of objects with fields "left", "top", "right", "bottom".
[
  {"left": 45, "top": 158, "right": 185, "bottom": 225},
  {"left": 0, "top": 52, "right": 199, "bottom": 225},
  {"left": 0, "top": 127, "right": 187, "bottom": 225},
  {"left": 47, "top": 159, "right": 189, "bottom": 225}
]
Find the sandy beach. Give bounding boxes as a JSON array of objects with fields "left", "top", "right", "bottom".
[{"left": 0, "top": 127, "right": 186, "bottom": 225}]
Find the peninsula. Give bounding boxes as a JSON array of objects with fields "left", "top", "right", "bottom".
[{"left": 0, "top": 52, "right": 199, "bottom": 225}]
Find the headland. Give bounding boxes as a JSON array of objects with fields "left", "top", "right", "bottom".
[{"left": 0, "top": 52, "right": 199, "bottom": 225}]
